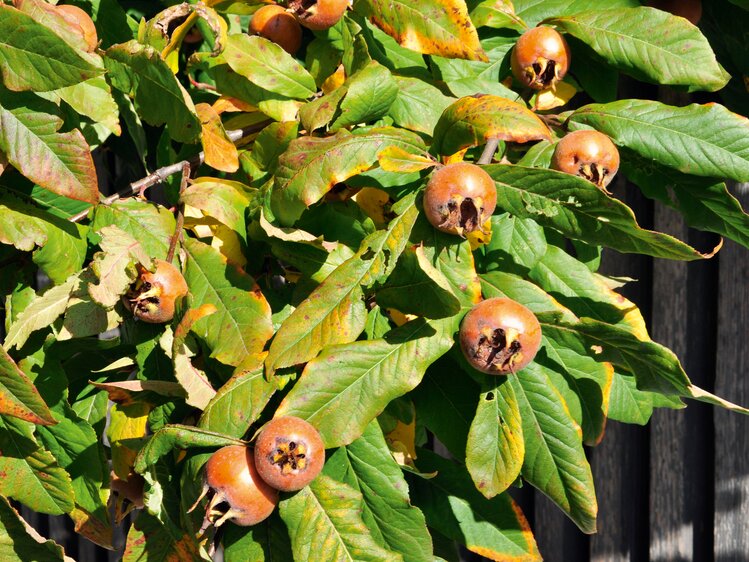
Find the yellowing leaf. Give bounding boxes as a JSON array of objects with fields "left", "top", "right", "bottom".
[
  {"left": 377, "top": 145, "right": 436, "bottom": 173},
  {"left": 467, "top": 218, "right": 492, "bottom": 250},
  {"left": 196, "top": 102, "right": 239, "bottom": 172},
  {"left": 212, "top": 96, "right": 257, "bottom": 114},
  {"left": 360, "top": 0, "right": 487, "bottom": 61},
  {"left": 321, "top": 64, "right": 346, "bottom": 95},
  {"left": 385, "top": 419, "right": 417, "bottom": 467},
  {"left": 433, "top": 95, "right": 551, "bottom": 156}
]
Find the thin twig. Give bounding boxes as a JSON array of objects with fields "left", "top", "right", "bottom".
[
  {"left": 69, "top": 122, "right": 271, "bottom": 223},
  {"left": 477, "top": 138, "right": 500, "bottom": 165},
  {"left": 166, "top": 161, "right": 191, "bottom": 264}
]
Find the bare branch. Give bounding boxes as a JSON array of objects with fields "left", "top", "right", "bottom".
[
  {"left": 477, "top": 138, "right": 500, "bottom": 165},
  {"left": 69, "top": 122, "right": 271, "bottom": 223}
]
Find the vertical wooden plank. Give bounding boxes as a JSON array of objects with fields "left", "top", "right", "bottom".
[
  {"left": 714, "top": 184, "right": 749, "bottom": 560},
  {"left": 649, "top": 204, "right": 693, "bottom": 560}
]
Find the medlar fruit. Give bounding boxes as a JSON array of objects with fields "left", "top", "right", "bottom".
[
  {"left": 254, "top": 416, "right": 325, "bottom": 492},
  {"left": 125, "top": 259, "right": 188, "bottom": 323},
  {"left": 192, "top": 445, "right": 279, "bottom": 530},
  {"left": 288, "top": 0, "right": 349, "bottom": 31},
  {"left": 551, "top": 130, "right": 620, "bottom": 190},
  {"left": 511, "top": 26, "right": 570, "bottom": 90},
  {"left": 249, "top": 5, "right": 303, "bottom": 55},
  {"left": 423, "top": 162, "right": 497, "bottom": 236},
  {"left": 56, "top": 4, "right": 98, "bottom": 52},
  {"left": 460, "top": 297, "right": 542, "bottom": 375}
]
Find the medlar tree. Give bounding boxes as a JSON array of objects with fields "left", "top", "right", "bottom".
[{"left": 0, "top": 0, "right": 747, "bottom": 560}]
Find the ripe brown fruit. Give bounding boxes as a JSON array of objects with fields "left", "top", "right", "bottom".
[
  {"left": 551, "top": 130, "right": 620, "bottom": 190},
  {"left": 460, "top": 297, "right": 542, "bottom": 375},
  {"left": 192, "top": 445, "right": 279, "bottom": 530},
  {"left": 511, "top": 26, "right": 570, "bottom": 90},
  {"left": 647, "top": 0, "right": 702, "bottom": 25},
  {"left": 250, "top": 5, "right": 303, "bottom": 55},
  {"left": 254, "top": 416, "right": 325, "bottom": 492},
  {"left": 423, "top": 162, "right": 497, "bottom": 236},
  {"left": 57, "top": 5, "right": 98, "bottom": 52},
  {"left": 125, "top": 259, "right": 188, "bottom": 323},
  {"left": 288, "top": 0, "right": 349, "bottom": 31}
]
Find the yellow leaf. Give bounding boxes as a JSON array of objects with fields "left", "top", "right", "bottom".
[
  {"left": 386, "top": 418, "right": 418, "bottom": 468},
  {"left": 321, "top": 64, "right": 346, "bottom": 94},
  {"left": 534, "top": 81, "right": 577, "bottom": 111},
  {"left": 196, "top": 103, "right": 239, "bottom": 173},
  {"left": 386, "top": 308, "right": 417, "bottom": 327},
  {"left": 212, "top": 96, "right": 257, "bottom": 114},
  {"left": 212, "top": 224, "right": 247, "bottom": 266},
  {"left": 467, "top": 218, "right": 493, "bottom": 250},
  {"left": 352, "top": 187, "right": 392, "bottom": 228},
  {"left": 108, "top": 402, "right": 150, "bottom": 480}
]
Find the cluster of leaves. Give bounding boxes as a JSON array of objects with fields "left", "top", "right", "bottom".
[{"left": 1, "top": 0, "right": 749, "bottom": 560}]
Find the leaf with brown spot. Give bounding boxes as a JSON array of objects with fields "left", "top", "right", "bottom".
[
  {"left": 359, "top": 0, "right": 487, "bottom": 61},
  {"left": 271, "top": 127, "right": 426, "bottom": 226},
  {"left": 196, "top": 103, "right": 239, "bottom": 173},
  {"left": 90, "top": 380, "right": 185, "bottom": 407},
  {"left": 0, "top": 346, "right": 55, "bottom": 426},
  {"left": 432, "top": 95, "right": 551, "bottom": 156}
]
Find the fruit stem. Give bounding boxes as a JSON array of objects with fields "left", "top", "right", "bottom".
[
  {"left": 166, "top": 161, "right": 190, "bottom": 264},
  {"left": 477, "top": 138, "right": 499, "bottom": 165}
]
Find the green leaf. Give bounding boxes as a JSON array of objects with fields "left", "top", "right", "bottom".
[
  {"left": 410, "top": 356, "right": 479, "bottom": 460},
  {"left": 91, "top": 199, "right": 176, "bottom": 260},
  {"left": 330, "top": 61, "right": 399, "bottom": 131},
  {"left": 224, "top": 34, "right": 316, "bottom": 100},
  {"left": 470, "top": 0, "right": 527, "bottom": 30},
  {"left": 514, "top": 0, "right": 639, "bottom": 27},
  {"left": 432, "top": 95, "right": 551, "bottom": 156},
  {"left": 486, "top": 164, "right": 715, "bottom": 260},
  {"left": 54, "top": 76, "right": 121, "bottom": 136},
  {"left": 375, "top": 245, "right": 461, "bottom": 319},
  {"left": 133, "top": 424, "right": 244, "bottom": 474},
  {"left": 277, "top": 317, "right": 454, "bottom": 448},
  {"left": 198, "top": 358, "right": 275, "bottom": 438},
  {"left": 529, "top": 245, "right": 649, "bottom": 334},
  {"left": 265, "top": 193, "right": 420, "bottom": 375},
  {"left": 0, "top": 415, "right": 74, "bottom": 515},
  {"left": 410, "top": 448, "right": 540, "bottom": 561},
  {"left": 104, "top": 41, "right": 200, "bottom": 143},
  {"left": 466, "top": 378, "right": 524, "bottom": 499},
  {"left": 23, "top": 352, "right": 111, "bottom": 547},
  {"left": 278, "top": 475, "right": 399, "bottom": 562},
  {"left": 223, "top": 511, "right": 292, "bottom": 562},
  {"left": 568, "top": 99, "right": 749, "bottom": 183},
  {"left": 4, "top": 275, "right": 77, "bottom": 350},
  {"left": 357, "top": 0, "right": 487, "bottom": 61},
  {"left": 0, "top": 496, "right": 67, "bottom": 561},
  {"left": 183, "top": 237, "right": 274, "bottom": 368},
  {"left": 0, "top": 196, "right": 87, "bottom": 284},
  {"left": 477, "top": 213, "right": 547, "bottom": 275},
  {"left": 271, "top": 126, "right": 426, "bottom": 226},
  {"left": 0, "top": 86, "right": 99, "bottom": 204},
  {"left": 0, "top": 4, "right": 103, "bottom": 92},
  {"left": 0, "top": 346, "right": 55, "bottom": 425},
  {"left": 544, "top": 316, "right": 691, "bottom": 396},
  {"left": 388, "top": 76, "right": 454, "bottom": 136},
  {"left": 607, "top": 372, "right": 655, "bottom": 425},
  {"left": 324, "top": 422, "right": 433, "bottom": 562},
  {"left": 510, "top": 363, "right": 597, "bottom": 533},
  {"left": 548, "top": 8, "right": 729, "bottom": 91},
  {"left": 622, "top": 153, "right": 749, "bottom": 249},
  {"left": 170, "top": 306, "right": 218, "bottom": 410},
  {"left": 59, "top": 268, "right": 121, "bottom": 341}
]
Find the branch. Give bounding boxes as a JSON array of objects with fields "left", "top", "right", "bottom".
[
  {"left": 477, "top": 138, "right": 500, "bottom": 165},
  {"left": 69, "top": 122, "right": 271, "bottom": 223},
  {"left": 166, "top": 161, "right": 190, "bottom": 264}
]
